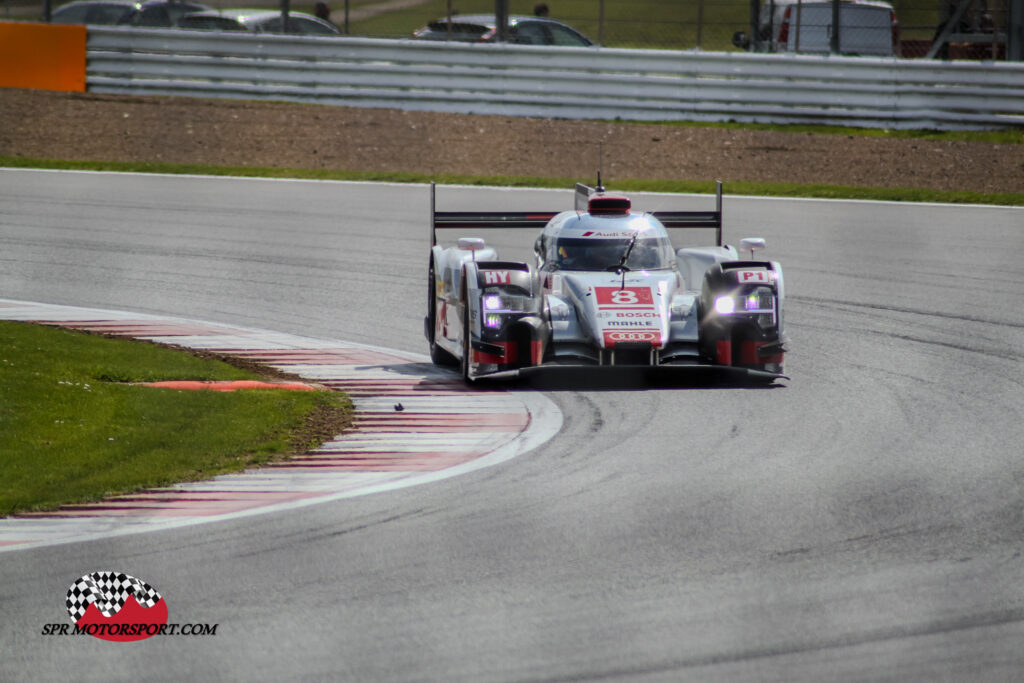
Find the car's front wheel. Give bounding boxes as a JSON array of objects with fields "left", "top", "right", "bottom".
[
  {"left": 427, "top": 261, "right": 457, "bottom": 366},
  {"left": 461, "top": 305, "right": 475, "bottom": 384}
]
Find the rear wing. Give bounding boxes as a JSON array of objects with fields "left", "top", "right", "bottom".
[
  {"left": 430, "top": 183, "right": 558, "bottom": 247},
  {"left": 431, "top": 180, "right": 724, "bottom": 247}
]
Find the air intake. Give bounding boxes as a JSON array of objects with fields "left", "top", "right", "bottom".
[{"left": 588, "top": 195, "right": 631, "bottom": 215}]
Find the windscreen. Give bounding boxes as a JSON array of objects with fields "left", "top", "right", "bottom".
[{"left": 548, "top": 236, "right": 676, "bottom": 271}]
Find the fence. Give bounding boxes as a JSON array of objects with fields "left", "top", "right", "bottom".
[
  {"left": 85, "top": 27, "right": 1024, "bottom": 129},
  {"left": 4, "top": 0, "right": 1019, "bottom": 58},
  {"left": 332, "top": 0, "right": 1020, "bottom": 59}
]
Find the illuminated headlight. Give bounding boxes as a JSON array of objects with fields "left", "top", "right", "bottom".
[
  {"left": 744, "top": 287, "right": 774, "bottom": 313},
  {"left": 482, "top": 290, "right": 527, "bottom": 313},
  {"left": 485, "top": 313, "right": 503, "bottom": 329},
  {"left": 714, "top": 296, "right": 735, "bottom": 315}
]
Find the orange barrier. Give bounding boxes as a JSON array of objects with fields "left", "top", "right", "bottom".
[{"left": 0, "top": 22, "right": 86, "bottom": 92}]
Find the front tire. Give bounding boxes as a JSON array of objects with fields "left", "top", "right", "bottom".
[
  {"left": 427, "top": 261, "right": 457, "bottom": 367},
  {"left": 461, "top": 304, "right": 476, "bottom": 384}
]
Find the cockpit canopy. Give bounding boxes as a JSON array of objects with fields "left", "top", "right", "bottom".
[
  {"left": 548, "top": 235, "right": 676, "bottom": 271},
  {"left": 541, "top": 213, "right": 677, "bottom": 272}
]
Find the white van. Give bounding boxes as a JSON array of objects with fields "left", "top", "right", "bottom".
[{"left": 735, "top": 0, "right": 899, "bottom": 56}]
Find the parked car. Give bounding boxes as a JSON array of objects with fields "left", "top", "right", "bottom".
[
  {"left": 412, "top": 14, "right": 593, "bottom": 47},
  {"left": 177, "top": 9, "right": 340, "bottom": 35},
  {"left": 50, "top": 0, "right": 212, "bottom": 27},
  {"left": 733, "top": 0, "right": 898, "bottom": 56}
]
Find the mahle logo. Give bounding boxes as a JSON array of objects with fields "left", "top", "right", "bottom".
[{"left": 65, "top": 571, "right": 168, "bottom": 642}]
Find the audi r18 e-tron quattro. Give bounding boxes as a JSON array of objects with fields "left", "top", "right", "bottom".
[{"left": 425, "top": 181, "right": 787, "bottom": 383}]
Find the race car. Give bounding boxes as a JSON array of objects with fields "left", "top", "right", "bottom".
[{"left": 425, "top": 180, "right": 787, "bottom": 383}]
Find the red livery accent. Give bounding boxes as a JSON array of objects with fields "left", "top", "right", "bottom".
[
  {"left": 595, "top": 287, "right": 654, "bottom": 307},
  {"left": 716, "top": 340, "right": 732, "bottom": 365},
  {"left": 738, "top": 341, "right": 784, "bottom": 365},
  {"left": 473, "top": 341, "right": 518, "bottom": 365},
  {"left": 473, "top": 340, "right": 545, "bottom": 365}
]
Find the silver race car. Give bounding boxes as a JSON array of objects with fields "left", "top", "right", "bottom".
[{"left": 425, "top": 181, "right": 787, "bottom": 383}]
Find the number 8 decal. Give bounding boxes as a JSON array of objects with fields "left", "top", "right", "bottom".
[{"left": 611, "top": 290, "right": 639, "bottom": 305}]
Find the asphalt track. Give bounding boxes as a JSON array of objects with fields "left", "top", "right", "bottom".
[{"left": 2, "top": 169, "right": 1024, "bottom": 681}]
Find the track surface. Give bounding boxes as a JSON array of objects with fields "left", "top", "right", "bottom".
[{"left": 2, "top": 170, "right": 1024, "bottom": 681}]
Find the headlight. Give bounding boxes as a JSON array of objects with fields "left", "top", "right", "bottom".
[
  {"left": 714, "top": 287, "right": 776, "bottom": 328},
  {"left": 743, "top": 287, "right": 774, "bottom": 313},
  {"left": 482, "top": 290, "right": 527, "bottom": 313}
]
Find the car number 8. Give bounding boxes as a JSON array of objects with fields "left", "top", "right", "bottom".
[{"left": 611, "top": 290, "right": 639, "bottom": 305}]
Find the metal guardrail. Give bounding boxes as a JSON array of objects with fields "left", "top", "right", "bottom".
[{"left": 85, "top": 27, "right": 1024, "bottom": 129}]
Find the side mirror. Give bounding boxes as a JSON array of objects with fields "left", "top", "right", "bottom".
[
  {"left": 458, "top": 237, "right": 486, "bottom": 251},
  {"left": 739, "top": 237, "right": 766, "bottom": 260},
  {"left": 732, "top": 31, "right": 749, "bottom": 49}
]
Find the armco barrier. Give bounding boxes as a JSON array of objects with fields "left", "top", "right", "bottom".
[
  {"left": 83, "top": 27, "right": 1024, "bottom": 130},
  {"left": 0, "top": 22, "right": 86, "bottom": 92}
]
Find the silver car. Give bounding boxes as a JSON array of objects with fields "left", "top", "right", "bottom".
[
  {"left": 426, "top": 181, "right": 787, "bottom": 383},
  {"left": 178, "top": 9, "right": 340, "bottom": 35}
]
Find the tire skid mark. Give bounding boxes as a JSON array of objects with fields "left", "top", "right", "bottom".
[{"left": 0, "top": 300, "right": 561, "bottom": 552}]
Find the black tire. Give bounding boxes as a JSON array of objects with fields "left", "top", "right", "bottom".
[
  {"left": 461, "top": 305, "right": 474, "bottom": 383},
  {"left": 427, "top": 261, "right": 458, "bottom": 366}
]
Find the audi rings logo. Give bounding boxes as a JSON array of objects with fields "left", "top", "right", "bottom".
[
  {"left": 607, "top": 331, "right": 657, "bottom": 342},
  {"left": 65, "top": 572, "right": 168, "bottom": 641}
]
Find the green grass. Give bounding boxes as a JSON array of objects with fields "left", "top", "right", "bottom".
[
  {"left": 2, "top": 154, "right": 1021, "bottom": 206},
  {"left": 0, "top": 321, "right": 352, "bottom": 515}
]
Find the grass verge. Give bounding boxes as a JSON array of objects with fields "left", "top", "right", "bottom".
[
  {"left": 0, "top": 321, "right": 352, "bottom": 516},
  {"left": 2, "top": 155, "right": 1022, "bottom": 206}
]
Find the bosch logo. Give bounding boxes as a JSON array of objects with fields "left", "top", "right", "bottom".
[{"left": 607, "top": 331, "right": 657, "bottom": 342}]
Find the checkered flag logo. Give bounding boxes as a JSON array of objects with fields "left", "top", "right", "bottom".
[{"left": 66, "top": 571, "right": 163, "bottom": 624}]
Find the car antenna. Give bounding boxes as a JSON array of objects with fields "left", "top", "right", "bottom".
[
  {"left": 614, "top": 230, "right": 639, "bottom": 288},
  {"left": 596, "top": 144, "right": 605, "bottom": 193}
]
